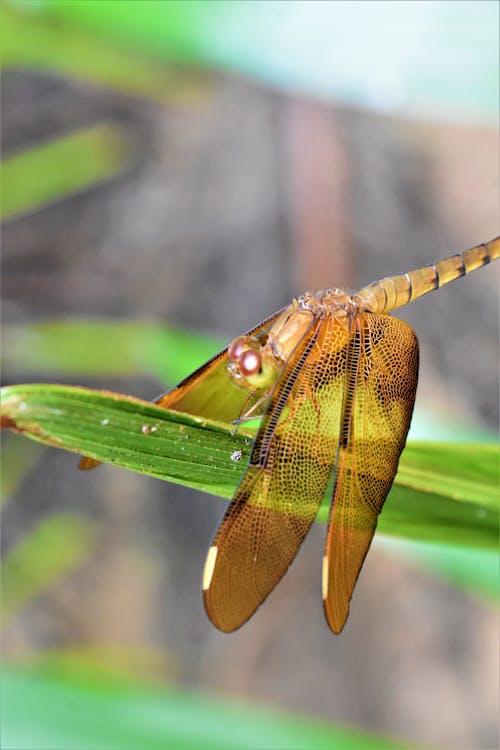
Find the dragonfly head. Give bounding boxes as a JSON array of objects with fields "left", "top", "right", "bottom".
[{"left": 226, "top": 335, "right": 278, "bottom": 391}]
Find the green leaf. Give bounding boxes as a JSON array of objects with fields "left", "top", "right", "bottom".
[
  {"left": 16, "top": 0, "right": 499, "bottom": 122},
  {"left": 0, "top": 433, "right": 46, "bottom": 505},
  {"left": 1, "top": 4, "right": 207, "bottom": 103},
  {"left": 1, "top": 383, "right": 246, "bottom": 497},
  {"left": 1, "top": 664, "right": 409, "bottom": 750},
  {"left": 1, "top": 124, "right": 129, "bottom": 220},
  {"left": 1, "top": 384, "right": 498, "bottom": 551},
  {"left": 1, "top": 319, "right": 222, "bottom": 386},
  {"left": 380, "top": 537, "right": 499, "bottom": 601},
  {"left": 1, "top": 512, "right": 98, "bottom": 623}
]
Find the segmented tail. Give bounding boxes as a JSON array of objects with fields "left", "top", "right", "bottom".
[{"left": 356, "top": 236, "right": 499, "bottom": 314}]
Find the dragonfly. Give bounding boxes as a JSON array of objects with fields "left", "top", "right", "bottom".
[{"left": 81, "top": 236, "right": 499, "bottom": 633}]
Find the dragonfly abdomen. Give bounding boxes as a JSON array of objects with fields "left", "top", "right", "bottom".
[{"left": 355, "top": 236, "right": 499, "bottom": 314}]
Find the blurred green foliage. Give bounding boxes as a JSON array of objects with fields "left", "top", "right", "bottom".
[
  {"left": 2, "top": 512, "right": 98, "bottom": 624},
  {"left": 1, "top": 124, "right": 129, "bottom": 220},
  {"left": 3, "top": 0, "right": 498, "bottom": 121},
  {"left": 1, "top": 432, "right": 45, "bottom": 504},
  {"left": 1, "top": 2, "right": 206, "bottom": 102},
  {"left": 1, "top": 2, "right": 497, "bottom": 748},
  {"left": 1, "top": 664, "right": 409, "bottom": 750},
  {"left": 381, "top": 537, "right": 499, "bottom": 601},
  {"left": 2, "top": 320, "right": 222, "bottom": 385}
]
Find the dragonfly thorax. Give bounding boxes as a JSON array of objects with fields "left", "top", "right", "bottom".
[
  {"left": 226, "top": 290, "right": 362, "bottom": 394},
  {"left": 297, "top": 289, "right": 358, "bottom": 317}
]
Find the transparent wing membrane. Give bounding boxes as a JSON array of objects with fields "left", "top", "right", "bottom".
[
  {"left": 156, "top": 308, "right": 286, "bottom": 422},
  {"left": 323, "top": 314, "right": 418, "bottom": 633},
  {"left": 77, "top": 234, "right": 498, "bottom": 635},
  {"left": 203, "top": 315, "right": 352, "bottom": 631}
]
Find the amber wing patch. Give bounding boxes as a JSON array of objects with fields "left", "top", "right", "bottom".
[{"left": 323, "top": 313, "right": 418, "bottom": 633}]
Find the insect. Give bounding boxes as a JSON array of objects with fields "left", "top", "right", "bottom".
[{"left": 82, "top": 236, "right": 499, "bottom": 633}]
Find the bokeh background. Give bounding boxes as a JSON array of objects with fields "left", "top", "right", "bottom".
[{"left": 1, "top": 2, "right": 499, "bottom": 749}]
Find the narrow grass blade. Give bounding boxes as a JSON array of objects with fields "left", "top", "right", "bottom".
[{"left": 1, "top": 384, "right": 498, "bottom": 549}]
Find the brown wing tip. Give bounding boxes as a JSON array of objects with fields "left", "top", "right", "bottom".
[
  {"left": 202, "top": 545, "right": 235, "bottom": 633},
  {"left": 202, "top": 544, "right": 258, "bottom": 633},
  {"left": 322, "top": 556, "right": 349, "bottom": 635},
  {"left": 78, "top": 456, "right": 101, "bottom": 470},
  {"left": 323, "top": 600, "right": 349, "bottom": 635}
]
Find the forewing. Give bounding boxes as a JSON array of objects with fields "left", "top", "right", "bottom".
[
  {"left": 78, "top": 309, "right": 285, "bottom": 470},
  {"left": 155, "top": 308, "right": 286, "bottom": 422},
  {"left": 203, "top": 314, "right": 352, "bottom": 632},
  {"left": 323, "top": 313, "right": 419, "bottom": 633}
]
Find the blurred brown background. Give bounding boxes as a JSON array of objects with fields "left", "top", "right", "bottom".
[{"left": 2, "top": 52, "right": 499, "bottom": 750}]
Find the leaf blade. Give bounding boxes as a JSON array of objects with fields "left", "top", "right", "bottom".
[
  {"left": 1, "top": 125, "right": 129, "bottom": 220},
  {"left": 1, "top": 383, "right": 498, "bottom": 549},
  {"left": 1, "top": 384, "right": 248, "bottom": 497},
  {"left": 1, "top": 663, "right": 407, "bottom": 750}
]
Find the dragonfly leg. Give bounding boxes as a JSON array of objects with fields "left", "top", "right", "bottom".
[{"left": 230, "top": 391, "right": 270, "bottom": 435}]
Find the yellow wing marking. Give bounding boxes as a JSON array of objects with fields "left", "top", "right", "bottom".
[
  {"left": 203, "top": 313, "right": 351, "bottom": 632},
  {"left": 323, "top": 313, "right": 418, "bottom": 633}
]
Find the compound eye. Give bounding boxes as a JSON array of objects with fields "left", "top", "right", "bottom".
[
  {"left": 228, "top": 336, "right": 247, "bottom": 363},
  {"left": 239, "top": 349, "right": 262, "bottom": 377}
]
